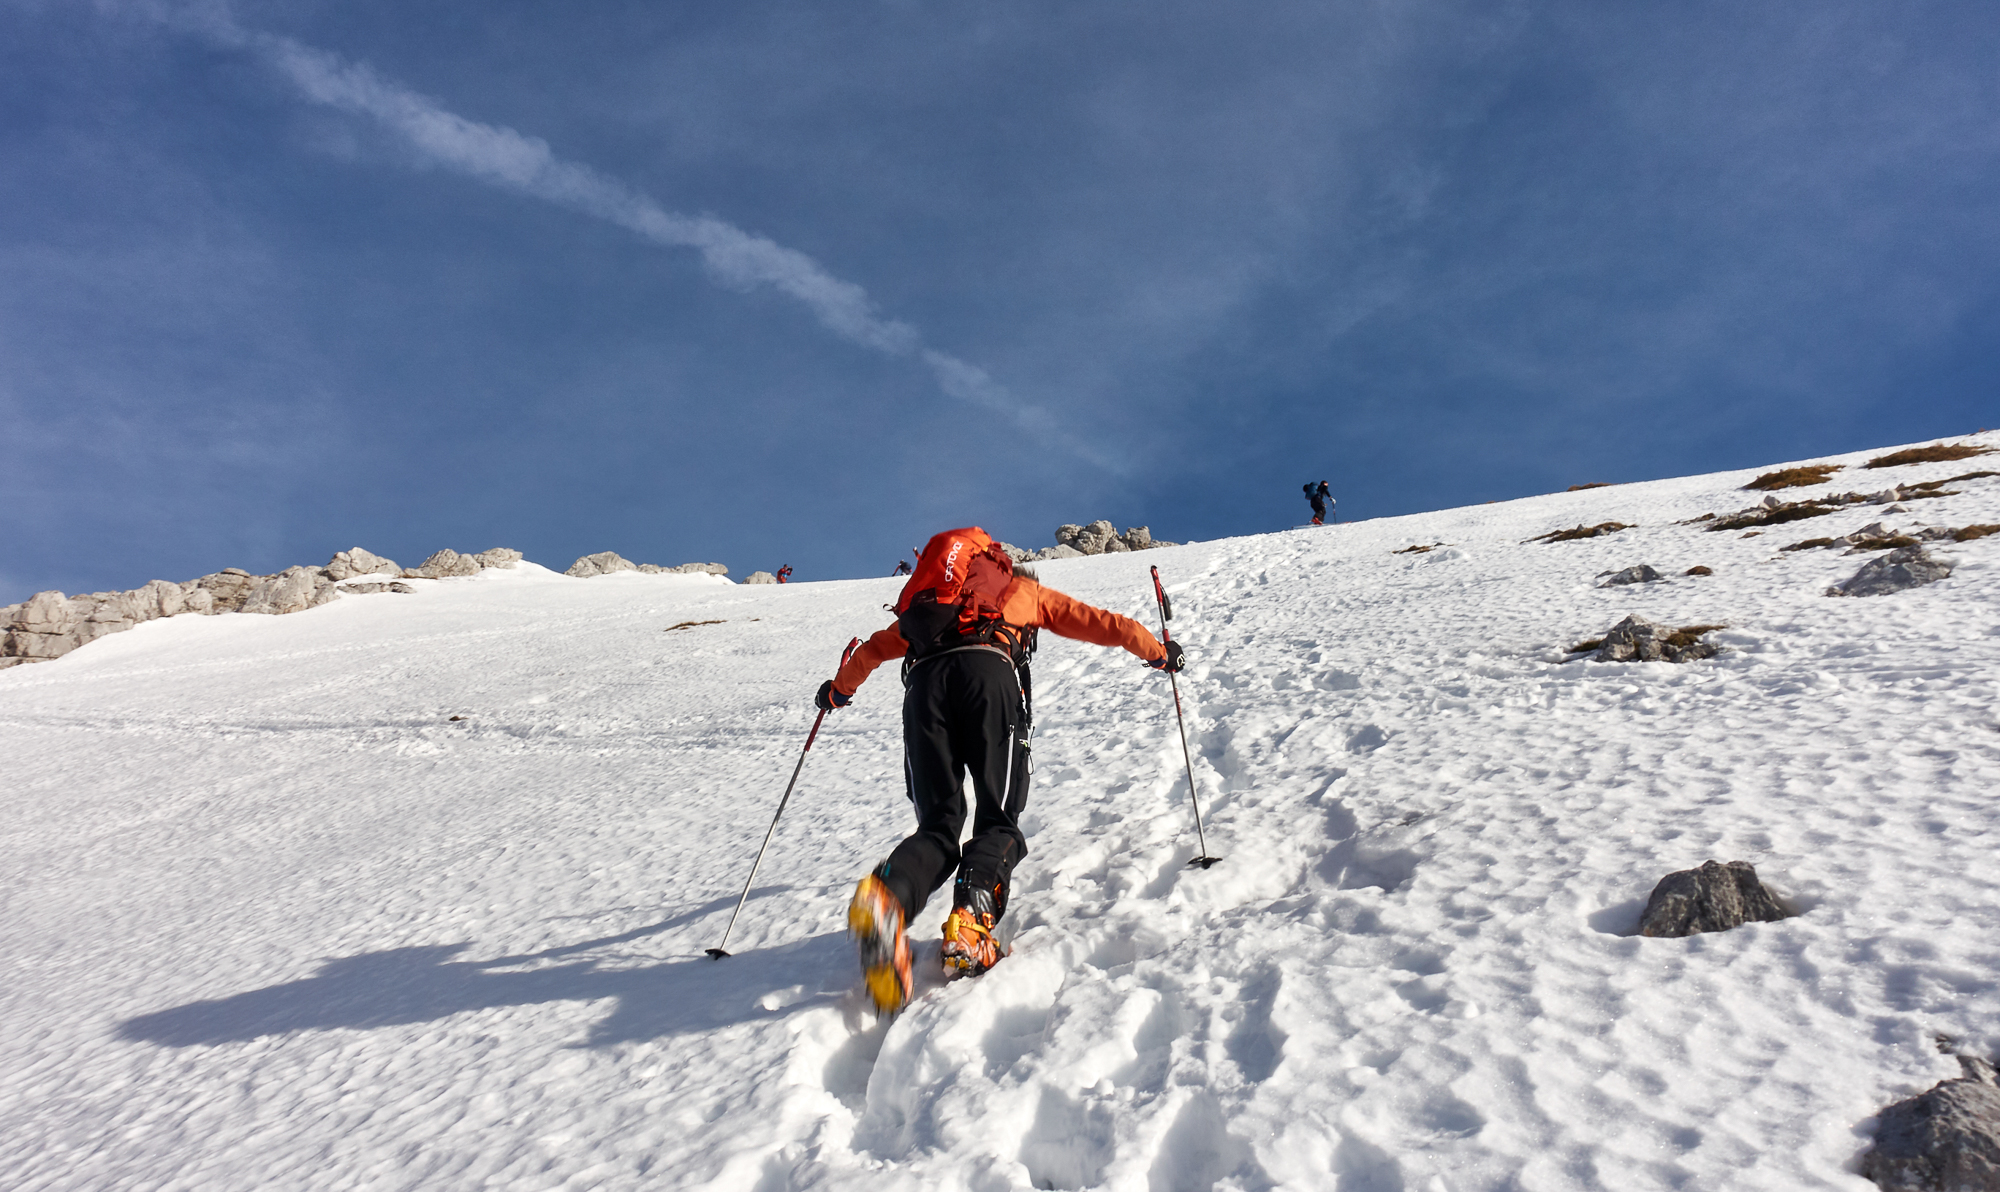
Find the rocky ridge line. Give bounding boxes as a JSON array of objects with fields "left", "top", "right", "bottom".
[{"left": 2, "top": 545, "right": 723, "bottom": 670}]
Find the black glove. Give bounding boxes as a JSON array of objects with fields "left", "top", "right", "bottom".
[
  {"left": 815, "top": 680, "right": 852, "bottom": 711},
  {"left": 1148, "top": 640, "right": 1186, "bottom": 673}
]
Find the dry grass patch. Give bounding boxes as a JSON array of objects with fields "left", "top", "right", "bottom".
[
  {"left": 1781, "top": 538, "right": 1840, "bottom": 552},
  {"left": 1567, "top": 482, "right": 1613, "bottom": 492},
  {"left": 1393, "top": 543, "right": 1445, "bottom": 554},
  {"left": 1864, "top": 442, "right": 1994, "bottom": 469},
  {"left": 1744, "top": 464, "right": 1842, "bottom": 491},
  {"left": 1684, "top": 565, "right": 1713, "bottom": 576},
  {"left": 1566, "top": 637, "right": 1605, "bottom": 655},
  {"left": 1526, "top": 522, "right": 1630, "bottom": 544},
  {"left": 1955, "top": 524, "right": 2000, "bottom": 542},
  {"left": 1664, "top": 624, "right": 1727, "bottom": 652},
  {"left": 1707, "top": 501, "right": 1841, "bottom": 531},
  {"left": 664, "top": 619, "right": 727, "bottom": 633}
]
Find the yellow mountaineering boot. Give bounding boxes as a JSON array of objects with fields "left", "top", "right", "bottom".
[{"left": 848, "top": 873, "right": 913, "bottom": 1015}]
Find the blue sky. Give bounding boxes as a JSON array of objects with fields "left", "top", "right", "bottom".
[{"left": 4, "top": 0, "right": 1998, "bottom": 602}]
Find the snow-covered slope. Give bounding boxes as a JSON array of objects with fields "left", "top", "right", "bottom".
[{"left": 5, "top": 436, "right": 1999, "bottom": 1191}]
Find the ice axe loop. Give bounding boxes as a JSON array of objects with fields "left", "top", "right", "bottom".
[
  {"left": 1151, "top": 565, "right": 1221, "bottom": 869},
  {"left": 706, "top": 636, "right": 861, "bottom": 958}
]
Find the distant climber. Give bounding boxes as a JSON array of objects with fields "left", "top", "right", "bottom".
[
  {"left": 775, "top": 565, "right": 793, "bottom": 584},
  {"left": 1304, "top": 481, "right": 1333, "bottom": 525},
  {"left": 816, "top": 526, "right": 1183, "bottom": 1014},
  {"left": 893, "top": 559, "right": 913, "bottom": 576}
]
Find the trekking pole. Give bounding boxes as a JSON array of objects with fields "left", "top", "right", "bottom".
[
  {"left": 706, "top": 636, "right": 861, "bottom": 958},
  {"left": 1150, "top": 566, "right": 1221, "bottom": 869}
]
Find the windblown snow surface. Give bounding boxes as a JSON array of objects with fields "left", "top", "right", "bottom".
[{"left": 6, "top": 437, "right": 2000, "bottom": 1191}]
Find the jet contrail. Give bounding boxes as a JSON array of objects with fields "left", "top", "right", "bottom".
[{"left": 131, "top": 2, "right": 1112, "bottom": 467}]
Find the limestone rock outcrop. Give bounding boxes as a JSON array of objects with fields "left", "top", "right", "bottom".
[
  {"left": 323, "top": 548, "right": 400, "bottom": 581},
  {"left": 999, "top": 523, "right": 1177, "bottom": 562},
  {"left": 2, "top": 544, "right": 504, "bottom": 669},
  {"left": 192, "top": 569, "right": 261, "bottom": 613},
  {"left": 1637, "top": 860, "right": 1789, "bottom": 937},
  {"left": 567, "top": 552, "right": 637, "bottom": 577},
  {"left": 238, "top": 567, "right": 342, "bottom": 616},
  {"left": 403, "top": 547, "right": 526, "bottom": 579},
  {"left": 742, "top": 571, "right": 778, "bottom": 585},
  {"left": 409, "top": 549, "right": 482, "bottom": 579},
  {"left": 569, "top": 553, "right": 729, "bottom": 578},
  {"left": 3, "top": 590, "right": 84, "bottom": 663}
]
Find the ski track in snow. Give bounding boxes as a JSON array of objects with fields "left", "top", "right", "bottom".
[{"left": 5, "top": 436, "right": 2000, "bottom": 1190}]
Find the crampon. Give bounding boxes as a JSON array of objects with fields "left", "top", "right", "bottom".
[
  {"left": 848, "top": 874, "right": 912, "bottom": 1015},
  {"left": 940, "top": 905, "right": 1003, "bottom": 978}
]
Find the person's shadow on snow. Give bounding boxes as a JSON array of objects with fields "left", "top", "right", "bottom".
[{"left": 116, "top": 890, "right": 855, "bottom": 1049}]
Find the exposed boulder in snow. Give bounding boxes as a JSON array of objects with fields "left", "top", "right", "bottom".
[
  {"left": 1597, "top": 565, "right": 1664, "bottom": 587},
  {"left": 742, "top": 571, "right": 778, "bottom": 585},
  {"left": 1828, "top": 546, "right": 1954, "bottom": 598},
  {"left": 1005, "top": 523, "right": 1175, "bottom": 561},
  {"left": 568, "top": 553, "right": 725, "bottom": 578},
  {"left": 566, "top": 552, "right": 637, "bottom": 578},
  {"left": 407, "top": 548, "right": 525, "bottom": 577},
  {"left": 1637, "top": 860, "right": 1788, "bottom": 938},
  {"left": 341, "top": 582, "right": 415, "bottom": 595},
  {"left": 1589, "top": 615, "right": 1721, "bottom": 663},
  {"left": 323, "top": 548, "right": 400, "bottom": 582},
  {"left": 1861, "top": 1059, "right": 2000, "bottom": 1192},
  {"left": 409, "top": 549, "right": 482, "bottom": 579},
  {"left": 635, "top": 562, "right": 729, "bottom": 576},
  {"left": 239, "top": 567, "right": 342, "bottom": 616},
  {"left": 1058, "top": 521, "right": 1118, "bottom": 554}
]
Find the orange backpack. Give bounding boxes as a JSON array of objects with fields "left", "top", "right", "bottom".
[{"left": 895, "top": 527, "right": 1023, "bottom": 660}]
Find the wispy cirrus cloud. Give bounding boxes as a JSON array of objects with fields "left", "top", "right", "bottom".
[{"left": 127, "top": 1, "right": 1112, "bottom": 468}]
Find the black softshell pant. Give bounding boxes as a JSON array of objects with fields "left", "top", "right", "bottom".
[{"left": 874, "top": 648, "right": 1031, "bottom": 926}]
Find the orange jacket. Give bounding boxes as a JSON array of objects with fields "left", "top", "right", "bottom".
[{"left": 832, "top": 576, "right": 1165, "bottom": 698}]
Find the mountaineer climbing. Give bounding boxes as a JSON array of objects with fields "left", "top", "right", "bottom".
[
  {"left": 816, "top": 526, "right": 1184, "bottom": 1013},
  {"left": 1304, "top": 480, "right": 1333, "bottom": 525}
]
